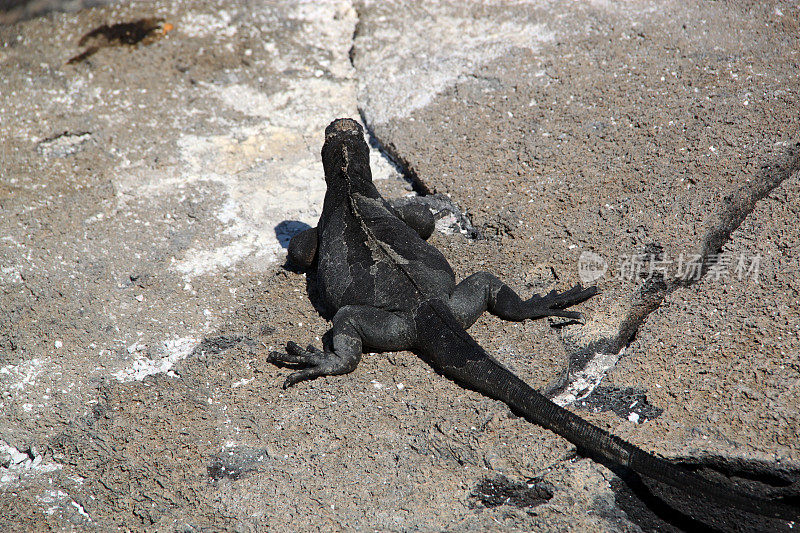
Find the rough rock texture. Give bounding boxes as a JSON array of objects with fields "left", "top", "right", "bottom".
[
  {"left": 608, "top": 171, "right": 800, "bottom": 464},
  {"left": 0, "top": 0, "right": 798, "bottom": 531},
  {"left": 354, "top": 0, "right": 800, "bottom": 356}
]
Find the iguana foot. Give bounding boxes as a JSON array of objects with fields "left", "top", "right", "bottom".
[
  {"left": 449, "top": 272, "right": 599, "bottom": 327},
  {"left": 525, "top": 284, "right": 598, "bottom": 320},
  {"left": 268, "top": 341, "right": 358, "bottom": 389}
]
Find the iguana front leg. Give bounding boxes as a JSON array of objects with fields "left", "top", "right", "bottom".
[
  {"left": 387, "top": 199, "right": 435, "bottom": 240},
  {"left": 287, "top": 227, "right": 318, "bottom": 269},
  {"left": 448, "top": 272, "right": 598, "bottom": 329},
  {"left": 269, "top": 305, "right": 415, "bottom": 388}
]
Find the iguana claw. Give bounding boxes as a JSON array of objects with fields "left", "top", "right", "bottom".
[
  {"left": 268, "top": 341, "right": 352, "bottom": 389},
  {"left": 526, "top": 283, "right": 598, "bottom": 320}
]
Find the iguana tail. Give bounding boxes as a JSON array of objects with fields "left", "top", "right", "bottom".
[{"left": 413, "top": 299, "right": 798, "bottom": 521}]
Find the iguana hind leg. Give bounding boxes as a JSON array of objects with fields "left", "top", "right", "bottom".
[
  {"left": 448, "top": 272, "right": 598, "bottom": 329},
  {"left": 269, "top": 305, "right": 414, "bottom": 388}
]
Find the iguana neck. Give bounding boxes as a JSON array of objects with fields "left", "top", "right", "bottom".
[{"left": 321, "top": 143, "right": 382, "bottom": 221}]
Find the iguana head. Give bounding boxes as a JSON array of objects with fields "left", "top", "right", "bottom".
[
  {"left": 321, "top": 118, "right": 373, "bottom": 190},
  {"left": 324, "top": 117, "right": 363, "bottom": 139}
]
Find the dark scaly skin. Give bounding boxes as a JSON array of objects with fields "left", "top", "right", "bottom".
[{"left": 270, "top": 118, "right": 798, "bottom": 522}]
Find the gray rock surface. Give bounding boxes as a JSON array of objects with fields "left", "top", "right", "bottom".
[
  {"left": 0, "top": 0, "right": 798, "bottom": 531},
  {"left": 0, "top": 0, "right": 116, "bottom": 25},
  {"left": 608, "top": 171, "right": 800, "bottom": 464}
]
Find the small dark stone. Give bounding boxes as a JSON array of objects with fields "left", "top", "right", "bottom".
[{"left": 470, "top": 475, "right": 553, "bottom": 509}]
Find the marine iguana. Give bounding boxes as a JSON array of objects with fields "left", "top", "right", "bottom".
[{"left": 269, "top": 117, "right": 797, "bottom": 521}]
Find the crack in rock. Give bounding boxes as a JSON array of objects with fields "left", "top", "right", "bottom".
[
  {"left": 613, "top": 144, "right": 800, "bottom": 357},
  {"left": 559, "top": 145, "right": 800, "bottom": 413}
]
